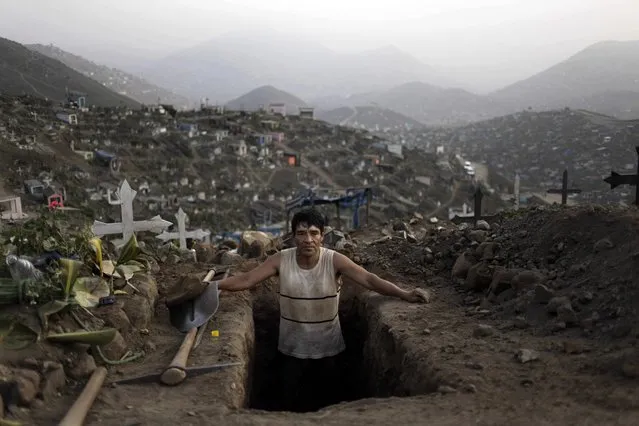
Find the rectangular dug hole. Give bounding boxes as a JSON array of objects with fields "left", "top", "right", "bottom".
[{"left": 246, "top": 283, "right": 439, "bottom": 413}]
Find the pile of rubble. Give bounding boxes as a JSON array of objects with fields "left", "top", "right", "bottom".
[{"left": 358, "top": 204, "right": 639, "bottom": 350}]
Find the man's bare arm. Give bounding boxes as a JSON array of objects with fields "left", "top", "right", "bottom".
[
  {"left": 217, "top": 254, "right": 279, "bottom": 292},
  {"left": 333, "top": 252, "right": 410, "bottom": 299},
  {"left": 333, "top": 252, "right": 430, "bottom": 303}
]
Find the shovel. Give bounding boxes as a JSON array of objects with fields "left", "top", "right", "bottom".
[{"left": 167, "top": 269, "right": 223, "bottom": 333}]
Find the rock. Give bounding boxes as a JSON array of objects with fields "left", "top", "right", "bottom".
[
  {"left": 41, "top": 364, "right": 66, "bottom": 401},
  {"left": 165, "top": 254, "right": 181, "bottom": 265},
  {"left": 513, "top": 316, "right": 528, "bottom": 329},
  {"left": 475, "top": 242, "right": 499, "bottom": 261},
  {"left": 512, "top": 270, "right": 546, "bottom": 292},
  {"left": 557, "top": 304, "right": 578, "bottom": 325},
  {"left": 593, "top": 237, "right": 614, "bottom": 252},
  {"left": 566, "top": 263, "right": 587, "bottom": 278},
  {"left": 475, "top": 220, "right": 490, "bottom": 230},
  {"left": 218, "top": 251, "right": 244, "bottom": 266},
  {"left": 122, "top": 295, "right": 153, "bottom": 329},
  {"left": 100, "top": 331, "right": 128, "bottom": 361},
  {"left": 473, "top": 324, "right": 496, "bottom": 337},
  {"left": 94, "top": 304, "right": 131, "bottom": 335},
  {"left": 533, "top": 284, "right": 554, "bottom": 304},
  {"left": 193, "top": 243, "right": 217, "bottom": 263},
  {"left": 621, "top": 350, "right": 639, "bottom": 378},
  {"left": 487, "top": 268, "right": 519, "bottom": 298},
  {"left": 68, "top": 353, "right": 97, "bottom": 380},
  {"left": 547, "top": 296, "right": 571, "bottom": 314},
  {"left": 515, "top": 349, "right": 540, "bottom": 363},
  {"left": 464, "top": 262, "right": 493, "bottom": 291},
  {"left": 468, "top": 230, "right": 488, "bottom": 243},
  {"left": 437, "top": 385, "right": 457, "bottom": 394},
  {"left": 240, "top": 231, "right": 275, "bottom": 258},
  {"left": 323, "top": 229, "right": 347, "bottom": 249},
  {"left": 451, "top": 252, "right": 476, "bottom": 279},
  {"left": 14, "top": 369, "right": 41, "bottom": 406},
  {"left": 131, "top": 273, "right": 159, "bottom": 307}
]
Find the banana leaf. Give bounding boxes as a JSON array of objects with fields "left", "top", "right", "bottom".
[
  {"left": 73, "top": 277, "right": 110, "bottom": 308},
  {"left": 89, "top": 237, "right": 104, "bottom": 276},
  {"left": 0, "top": 318, "right": 38, "bottom": 350},
  {"left": 59, "top": 258, "right": 83, "bottom": 301},
  {"left": 46, "top": 328, "right": 117, "bottom": 345},
  {"left": 117, "top": 234, "right": 141, "bottom": 265}
]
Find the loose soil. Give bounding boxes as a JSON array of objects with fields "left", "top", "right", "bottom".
[{"left": 11, "top": 205, "right": 639, "bottom": 425}]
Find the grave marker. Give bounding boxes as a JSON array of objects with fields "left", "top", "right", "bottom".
[
  {"left": 156, "top": 208, "right": 211, "bottom": 249},
  {"left": 91, "top": 180, "right": 172, "bottom": 243},
  {"left": 547, "top": 169, "right": 581, "bottom": 205},
  {"left": 603, "top": 146, "right": 639, "bottom": 206},
  {"left": 450, "top": 186, "right": 498, "bottom": 225}
]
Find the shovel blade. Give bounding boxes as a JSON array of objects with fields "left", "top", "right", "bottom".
[{"left": 168, "top": 281, "right": 220, "bottom": 332}]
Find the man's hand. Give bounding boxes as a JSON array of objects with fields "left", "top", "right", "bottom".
[{"left": 401, "top": 288, "right": 431, "bottom": 303}]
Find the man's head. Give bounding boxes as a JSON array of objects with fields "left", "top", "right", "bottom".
[{"left": 291, "top": 208, "right": 325, "bottom": 257}]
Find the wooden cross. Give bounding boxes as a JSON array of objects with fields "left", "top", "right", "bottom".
[
  {"left": 156, "top": 208, "right": 211, "bottom": 250},
  {"left": 547, "top": 170, "right": 581, "bottom": 205},
  {"left": 603, "top": 146, "right": 639, "bottom": 206},
  {"left": 91, "top": 180, "right": 172, "bottom": 243}
]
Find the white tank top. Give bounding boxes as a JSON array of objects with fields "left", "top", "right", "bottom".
[{"left": 277, "top": 247, "right": 346, "bottom": 359}]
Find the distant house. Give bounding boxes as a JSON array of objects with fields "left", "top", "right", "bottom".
[
  {"left": 268, "top": 103, "right": 286, "bottom": 116},
  {"left": 299, "top": 107, "right": 314, "bottom": 119}
]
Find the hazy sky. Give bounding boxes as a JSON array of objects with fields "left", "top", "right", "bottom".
[{"left": 2, "top": 0, "right": 638, "bottom": 91}]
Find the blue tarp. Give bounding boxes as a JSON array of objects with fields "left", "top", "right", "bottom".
[{"left": 286, "top": 188, "right": 371, "bottom": 229}]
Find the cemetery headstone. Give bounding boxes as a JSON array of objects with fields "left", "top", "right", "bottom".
[{"left": 547, "top": 169, "right": 581, "bottom": 205}]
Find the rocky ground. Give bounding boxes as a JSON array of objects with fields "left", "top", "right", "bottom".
[{"left": 3, "top": 204, "right": 639, "bottom": 425}]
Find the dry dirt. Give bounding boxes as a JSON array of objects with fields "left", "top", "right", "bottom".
[{"left": 12, "top": 205, "right": 639, "bottom": 425}]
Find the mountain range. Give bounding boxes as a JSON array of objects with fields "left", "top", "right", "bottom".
[{"left": 1, "top": 31, "right": 638, "bottom": 127}]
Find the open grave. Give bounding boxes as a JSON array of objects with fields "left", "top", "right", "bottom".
[{"left": 247, "top": 282, "right": 438, "bottom": 413}]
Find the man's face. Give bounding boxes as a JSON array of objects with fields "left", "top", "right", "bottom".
[{"left": 294, "top": 223, "right": 323, "bottom": 256}]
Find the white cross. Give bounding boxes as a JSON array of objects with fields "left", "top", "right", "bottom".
[
  {"left": 156, "top": 208, "right": 211, "bottom": 250},
  {"left": 91, "top": 180, "right": 172, "bottom": 243}
]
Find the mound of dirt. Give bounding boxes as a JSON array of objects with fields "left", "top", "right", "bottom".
[{"left": 359, "top": 205, "right": 639, "bottom": 344}]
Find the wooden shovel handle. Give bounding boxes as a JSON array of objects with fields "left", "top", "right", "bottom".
[
  {"left": 59, "top": 366, "right": 107, "bottom": 426},
  {"left": 160, "top": 327, "right": 197, "bottom": 385}
]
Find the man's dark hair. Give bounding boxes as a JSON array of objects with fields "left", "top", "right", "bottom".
[{"left": 291, "top": 208, "right": 325, "bottom": 234}]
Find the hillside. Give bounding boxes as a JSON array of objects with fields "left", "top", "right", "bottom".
[
  {"left": 27, "top": 43, "right": 192, "bottom": 108},
  {"left": 316, "top": 105, "right": 425, "bottom": 131},
  {"left": 0, "top": 37, "right": 139, "bottom": 108},
  {"left": 225, "top": 85, "right": 307, "bottom": 112},
  {"left": 493, "top": 41, "right": 639, "bottom": 118},
  {"left": 404, "top": 108, "right": 639, "bottom": 204},
  {"left": 345, "top": 82, "right": 508, "bottom": 126}
]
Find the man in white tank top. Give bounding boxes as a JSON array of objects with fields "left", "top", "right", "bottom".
[{"left": 216, "top": 208, "right": 430, "bottom": 411}]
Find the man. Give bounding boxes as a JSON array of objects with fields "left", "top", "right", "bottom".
[{"left": 216, "top": 208, "right": 430, "bottom": 410}]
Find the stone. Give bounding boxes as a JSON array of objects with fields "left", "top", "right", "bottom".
[
  {"left": 533, "top": 284, "right": 554, "bottom": 304},
  {"left": 475, "top": 220, "right": 490, "bottom": 230},
  {"left": 487, "top": 267, "right": 519, "bottom": 298},
  {"left": 515, "top": 349, "right": 540, "bottom": 364},
  {"left": 465, "top": 262, "right": 493, "bottom": 291},
  {"left": 131, "top": 273, "right": 159, "bottom": 307},
  {"left": 546, "top": 296, "right": 572, "bottom": 314},
  {"left": 512, "top": 270, "right": 545, "bottom": 292},
  {"left": 475, "top": 242, "right": 499, "bottom": 261},
  {"left": 468, "top": 230, "right": 488, "bottom": 243},
  {"left": 451, "top": 252, "right": 476, "bottom": 279},
  {"left": 122, "top": 295, "right": 153, "bottom": 329},
  {"left": 593, "top": 237, "right": 614, "bottom": 252},
  {"left": 557, "top": 304, "right": 578, "bottom": 325},
  {"left": 100, "top": 331, "right": 128, "bottom": 361},
  {"left": 68, "top": 353, "right": 97, "bottom": 380},
  {"left": 94, "top": 304, "right": 132, "bottom": 335},
  {"left": 193, "top": 242, "right": 217, "bottom": 263},
  {"left": 473, "top": 324, "right": 496, "bottom": 338},
  {"left": 240, "top": 231, "right": 275, "bottom": 258},
  {"left": 14, "top": 369, "right": 41, "bottom": 406},
  {"left": 41, "top": 365, "right": 66, "bottom": 401},
  {"left": 218, "top": 251, "right": 244, "bottom": 266}
]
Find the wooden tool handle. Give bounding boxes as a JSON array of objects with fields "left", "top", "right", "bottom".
[
  {"left": 160, "top": 327, "right": 197, "bottom": 386},
  {"left": 59, "top": 366, "right": 107, "bottom": 426}
]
